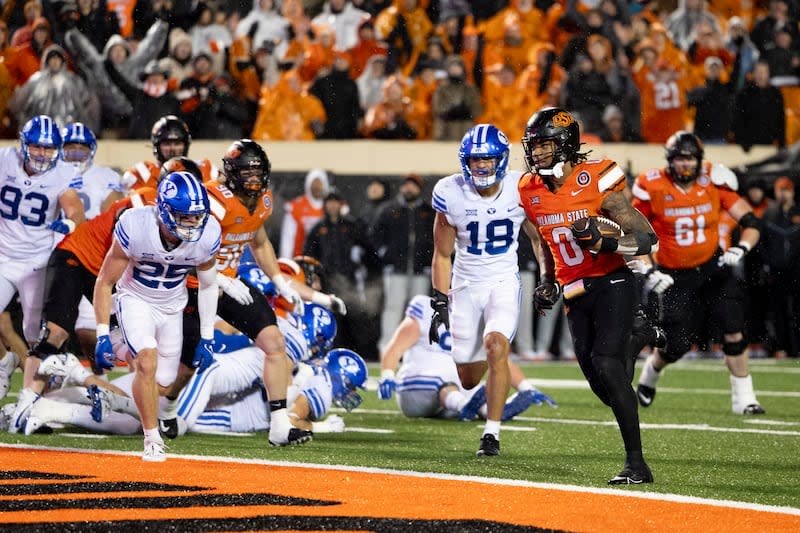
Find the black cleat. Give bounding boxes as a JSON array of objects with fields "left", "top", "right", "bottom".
[
  {"left": 270, "top": 427, "right": 313, "bottom": 447},
  {"left": 158, "top": 417, "right": 179, "bottom": 439},
  {"left": 636, "top": 384, "right": 656, "bottom": 408},
  {"left": 476, "top": 434, "right": 500, "bottom": 457},
  {"left": 742, "top": 403, "right": 766, "bottom": 415},
  {"left": 608, "top": 463, "right": 654, "bottom": 485}
]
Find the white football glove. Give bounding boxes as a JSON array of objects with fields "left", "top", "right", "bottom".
[
  {"left": 312, "top": 414, "right": 345, "bottom": 433},
  {"left": 216, "top": 273, "right": 254, "bottom": 305},
  {"left": 273, "top": 274, "right": 304, "bottom": 315},
  {"left": 644, "top": 269, "right": 674, "bottom": 295},
  {"left": 328, "top": 294, "right": 347, "bottom": 315},
  {"left": 719, "top": 244, "right": 748, "bottom": 267},
  {"left": 710, "top": 163, "right": 739, "bottom": 190}
]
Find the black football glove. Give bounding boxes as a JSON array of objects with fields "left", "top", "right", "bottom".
[
  {"left": 570, "top": 217, "right": 602, "bottom": 249},
  {"left": 533, "top": 279, "right": 561, "bottom": 315},
  {"left": 429, "top": 289, "right": 450, "bottom": 344}
]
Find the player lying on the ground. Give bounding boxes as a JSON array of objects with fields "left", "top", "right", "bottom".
[{"left": 378, "top": 295, "right": 556, "bottom": 421}]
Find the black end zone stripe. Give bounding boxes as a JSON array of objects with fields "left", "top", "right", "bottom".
[
  {"left": 0, "top": 471, "right": 87, "bottom": 481},
  {"left": 0, "top": 516, "right": 565, "bottom": 532},
  {"left": 0, "top": 493, "right": 338, "bottom": 511},
  {"left": 0, "top": 481, "right": 207, "bottom": 496}
]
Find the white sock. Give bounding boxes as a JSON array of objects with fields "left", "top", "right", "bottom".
[
  {"left": 160, "top": 397, "right": 179, "bottom": 419},
  {"left": 731, "top": 374, "right": 758, "bottom": 411},
  {"left": 69, "top": 407, "right": 141, "bottom": 434},
  {"left": 516, "top": 379, "right": 534, "bottom": 392},
  {"left": 483, "top": 419, "right": 501, "bottom": 439},
  {"left": 270, "top": 408, "right": 290, "bottom": 434},
  {"left": 638, "top": 357, "right": 662, "bottom": 388},
  {"left": 143, "top": 426, "right": 162, "bottom": 442},
  {"left": 66, "top": 364, "right": 92, "bottom": 387},
  {"left": 109, "top": 392, "right": 139, "bottom": 418},
  {"left": 443, "top": 390, "right": 467, "bottom": 412}
]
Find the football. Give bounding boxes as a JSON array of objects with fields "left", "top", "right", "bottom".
[{"left": 594, "top": 216, "right": 624, "bottom": 237}]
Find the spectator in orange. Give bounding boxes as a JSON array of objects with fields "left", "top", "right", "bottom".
[
  {"left": 9, "top": 0, "right": 42, "bottom": 47},
  {"left": 312, "top": 0, "right": 370, "bottom": 51},
  {"left": 633, "top": 54, "right": 689, "bottom": 143},
  {"left": 280, "top": 168, "right": 331, "bottom": 259},
  {"left": 0, "top": 39, "right": 14, "bottom": 136},
  {"left": 482, "top": 12, "right": 533, "bottom": 74},
  {"left": 252, "top": 69, "right": 327, "bottom": 140},
  {"left": 685, "top": 21, "right": 734, "bottom": 90},
  {"left": 647, "top": 22, "right": 690, "bottom": 72},
  {"left": 516, "top": 42, "right": 565, "bottom": 132},
  {"left": 362, "top": 75, "right": 418, "bottom": 139},
  {"left": 5, "top": 16, "right": 51, "bottom": 86},
  {"left": 374, "top": 0, "right": 433, "bottom": 76},
  {"left": 477, "top": 63, "right": 524, "bottom": 140},
  {"left": 459, "top": 24, "right": 481, "bottom": 86},
  {"left": 348, "top": 18, "right": 388, "bottom": 78},
  {"left": 406, "top": 59, "right": 438, "bottom": 139},
  {"left": 298, "top": 23, "right": 337, "bottom": 83},
  {"left": 479, "top": 0, "right": 548, "bottom": 44}
]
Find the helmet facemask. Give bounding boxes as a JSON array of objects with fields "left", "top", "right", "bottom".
[
  {"left": 523, "top": 136, "right": 568, "bottom": 178},
  {"left": 62, "top": 143, "right": 94, "bottom": 173},
  {"left": 463, "top": 155, "right": 506, "bottom": 189},
  {"left": 237, "top": 167, "right": 269, "bottom": 198},
  {"left": 22, "top": 144, "right": 60, "bottom": 174},
  {"left": 162, "top": 208, "right": 208, "bottom": 242}
]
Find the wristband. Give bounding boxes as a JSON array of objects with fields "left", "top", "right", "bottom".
[
  {"left": 63, "top": 219, "right": 76, "bottom": 233},
  {"left": 738, "top": 241, "right": 752, "bottom": 253},
  {"left": 96, "top": 323, "right": 110, "bottom": 337}
]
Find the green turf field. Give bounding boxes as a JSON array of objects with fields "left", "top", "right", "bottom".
[{"left": 2, "top": 358, "right": 798, "bottom": 508}]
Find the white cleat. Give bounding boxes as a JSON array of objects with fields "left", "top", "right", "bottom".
[
  {"left": 142, "top": 438, "right": 167, "bottom": 462},
  {"left": 38, "top": 354, "right": 70, "bottom": 378},
  {"left": 8, "top": 388, "right": 39, "bottom": 434}
]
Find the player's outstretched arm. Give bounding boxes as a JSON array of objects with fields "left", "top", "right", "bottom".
[
  {"left": 430, "top": 212, "right": 456, "bottom": 343},
  {"left": 53, "top": 189, "right": 87, "bottom": 234},
  {"left": 93, "top": 239, "right": 130, "bottom": 369},
  {"left": 195, "top": 258, "right": 220, "bottom": 372},
  {"left": 251, "top": 227, "right": 304, "bottom": 314},
  {"left": 378, "top": 317, "right": 419, "bottom": 399}
]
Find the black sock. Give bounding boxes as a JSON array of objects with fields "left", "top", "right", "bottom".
[
  {"left": 592, "top": 355, "right": 643, "bottom": 456},
  {"left": 268, "top": 399, "right": 287, "bottom": 412}
]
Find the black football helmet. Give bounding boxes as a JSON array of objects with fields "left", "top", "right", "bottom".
[
  {"left": 521, "top": 107, "right": 582, "bottom": 176},
  {"left": 158, "top": 156, "right": 203, "bottom": 185},
  {"left": 151, "top": 115, "right": 191, "bottom": 163},
  {"left": 222, "top": 139, "right": 271, "bottom": 198},
  {"left": 665, "top": 131, "right": 704, "bottom": 183},
  {"left": 293, "top": 254, "right": 325, "bottom": 291}
]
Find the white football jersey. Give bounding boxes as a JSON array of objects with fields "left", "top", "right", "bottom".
[
  {"left": 0, "top": 147, "right": 78, "bottom": 260},
  {"left": 431, "top": 170, "right": 527, "bottom": 282},
  {"left": 113, "top": 205, "right": 221, "bottom": 314},
  {"left": 71, "top": 165, "right": 123, "bottom": 219},
  {"left": 292, "top": 362, "right": 334, "bottom": 421},
  {"left": 277, "top": 314, "right": 310, "bottom": 365}
]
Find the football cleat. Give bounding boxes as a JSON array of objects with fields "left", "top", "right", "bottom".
[
  {"left": 608, "top": 463, "right": 654, "bottom": 485},
  {"left": 8, "top": 388, "right": 40, "bottom": 434},
  {"left": 636, "top": 384, "right": 656, "bottom": 408},
  {"left": 740, "top": 403, "right": 766, "bottom": 415},
  {"left": 459, "top": 384, "right": 487, "bottom": 421},
  {"left": 23, "top": 415, "right": 49, "bottom": 436},
  {"left": 158, "top": 417, "right": 179, "bottom": 439},
  {"left": 476, "top": 434, "right": 500, "bottom": 457},
  {"left": 87, "top": 385, "right": 110, "bottom": 423},
  {"left": 501, "top": 389, "right": 557, "bottom": 421},
  {"left": 37, "top": 354, "right": 69, "bottom": 378},
  {"left": 269, "top": 427, "right": 313, "bottom": 447},
  {"left": 143, "top": 438, "right": 167, "bottom": 462}
]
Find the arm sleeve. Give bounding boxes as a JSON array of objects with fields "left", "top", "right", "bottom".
[
  {"left": 279, "top": 205, "right": 297, "bottom": 259},
  {"left": 196, "top": 266, "right": 219, "bottom": 339}
]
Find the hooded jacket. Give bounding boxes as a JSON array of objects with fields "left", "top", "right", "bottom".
[{"left": 280, "top": 168, "right": 331, "bottom": 258}]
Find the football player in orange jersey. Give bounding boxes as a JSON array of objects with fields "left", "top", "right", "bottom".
[
  {"left": 632, "top": 131, "right": 765, "bottom": 416},
  {"left": 121, "top": 115, "right": 220, "bottom": 191},
  {"left": 518, "top": 107, "right": 659, "bottom": 485},
  {"left": 177, "top": 139, "right": 345, "bottom": 447}
]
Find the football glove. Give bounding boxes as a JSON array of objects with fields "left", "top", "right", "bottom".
[
  {"left": 216, "top": 273, "right": 254, "bottom": 305},
  {"left": 429, "top": 289, "right": 449, "bottom": 344},
  {"left": 273, "top": 274, "right": 304, "bottom": 315},
  {"left": 533, "top": 280, "right": 561, "bottom": 314},
  {"left": 328, "top": 294, "right": 347, "bottom": 315},
  {"left": 378, "top": 370, "right": 397, "bottom": 400},
  {"left": 719, "top": 244, "right": 748, "bottom": 267},
  {"left": 643, "top": 269, "right": 674, "bottom": 295},
  {"left": 94, "top": 334, "right": 116, "bottom": 370},
  {"left": 570, "top": 217, "right": 602, "bottom": 249},
  {"left": 193, "top": 338, "right": 215, "bottom": 373},
  {"left": 48, "top": 219, "right": 75, "bottom": 235}
]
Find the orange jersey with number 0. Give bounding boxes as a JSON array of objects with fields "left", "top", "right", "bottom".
[
  {"left": 631, "top": 163, "right": 741, "bottom": 269},
  {"left": 519, "top": 160, "right": 628, "bottom": 286},
  {"left": 58, "top": 188, "right": 157, "bottom": 275}
]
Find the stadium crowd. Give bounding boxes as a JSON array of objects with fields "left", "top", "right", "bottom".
[{"left": 0, "top": 0, "right": 798, "bottom": 147}]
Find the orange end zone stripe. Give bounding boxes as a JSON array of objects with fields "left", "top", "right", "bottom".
[{"left": 0, "top": 447, "right": 798, "bottom": 532}]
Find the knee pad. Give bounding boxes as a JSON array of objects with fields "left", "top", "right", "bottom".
[
  {"left": 660, "top": 340, "right": 688, "bottom": 364},
  {"left": 723, "top": 338, "right": 747, "bottom": 356},
  {"left": 29, "top": 324, "right": 62, "bottom": 359}
]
